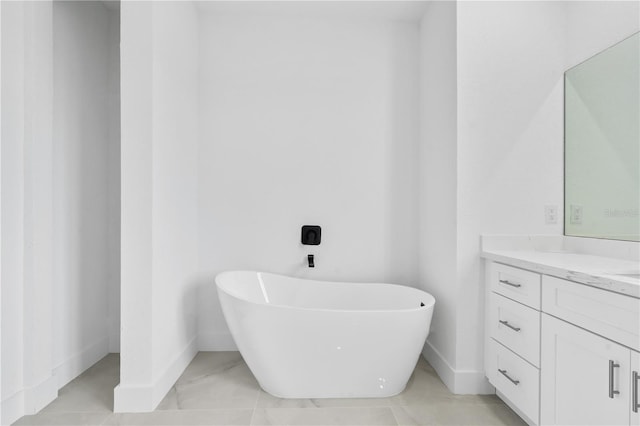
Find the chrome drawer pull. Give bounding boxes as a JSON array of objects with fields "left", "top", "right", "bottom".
[
  {"left": 498, "top": 320, "right": 521, "bottom": 332},
  {"left": 633, "top": 371, "right": 639, "bottom": 413},
  {"left": 498, "top": 369, "right": 520, "bottom": 386},
  {"left": 499, "top": 279, "right": 522, "bottom": 288},
  {"left": 609, "top": 360, "right": 620, "bottom": 398}
]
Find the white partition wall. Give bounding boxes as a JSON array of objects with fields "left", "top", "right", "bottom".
[
  {"left": 21, "top": 1, "right": 57, "bottom": 414},
  {"left": 1, "top": 2, "right": 119, "bottom": 423},
  {"left": 417, "top": 0, "right": 459, "bottom": 392},
  {"left": 1, "top": 4, "right": 28, "bottom": 421},
  {"left": 1, "top": 2, "right": 57, "bottom": 423},
  {"left": 117, "top": 0, "right": 199, "bottom": 413},
  {"left": 52, "top": 0, "right": 120, "bottom": 389},
  {"left": 106, "top": 2, "right": 121, "bottom": 355}
]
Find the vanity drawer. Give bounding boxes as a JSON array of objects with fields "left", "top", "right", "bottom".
[
  {"left": 487, "top": 339, "right": 540, "bottom": 425},
  {"left": 490, "top": 292, "right": 541, "bottom": 367},
  {"left": 542, "top": 275, "right": 640, "bottom": 350},
  {"left": 490, "top": 263, "right": 541, "bottom": 309}
]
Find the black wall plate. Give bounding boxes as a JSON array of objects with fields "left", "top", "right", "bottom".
[{"left": 301, "top": 225, "right": 321, "bottom": 245}]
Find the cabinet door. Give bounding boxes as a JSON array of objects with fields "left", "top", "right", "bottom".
[
  {"left": 541, "top": 314, "right": 630, "bottom": 425},
  {"left": 632, "top": 351, "right": 640, "bottom": 426}
]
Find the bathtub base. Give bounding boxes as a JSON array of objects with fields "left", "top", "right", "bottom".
[
  {"left": 259, "top": 380, "right": 409, "bottom": 400},
  {"left": 215, "top": 271, "right": 435, "bottom": 400}
]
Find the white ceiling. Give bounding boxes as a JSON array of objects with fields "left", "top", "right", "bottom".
[{"left": 194, "top": 1, "right": 431, "bottom": 22}]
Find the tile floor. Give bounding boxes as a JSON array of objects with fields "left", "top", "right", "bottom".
[{"left": 15, "top": 352, "right": 526, "bottom": 425}]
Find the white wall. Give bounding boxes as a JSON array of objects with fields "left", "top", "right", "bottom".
[
  {"left": 21, "top": 1, "right": 56, "bottom": 414},
  {"left": 417, "top": 0, "right": 459, "bottom": 387},
  {"left": 107, "top": 5, "right": 121, "bottom": 354},
  {"left": 118, "top": 2, "right": 153, "bottom": 407},
  {"left": 52, "top": 0, "right": 119, "bottom": 388},
  {"left": 116, "top": 0, "right": 199, "bottom": 412},
  {"left": 419, "top": 0, "right": 640, "bottom": 394},
  {"left": 1, "top": 5, "right": 26, "bottom": 421},
  {"left": 150, "top": 0, "right": 199, "bottom": 393},
  {"left": 455, "top": 0, "right": 567, "bottom": 390},
  {"left": 196, "top": 10, "right": 420, "bottom": 349},
  {"left": 1, "top": 2, "right": 118, "bottom": 422},
  {"left": 565, "top": 1, "right": 640, "bottom": 69},
  {"left": 1, "top": 2, "right": 57, "bottom": 423}
]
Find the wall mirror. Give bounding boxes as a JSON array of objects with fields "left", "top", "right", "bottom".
[{"left": 564, "top": 32, "right": 639, "bottom": 242}]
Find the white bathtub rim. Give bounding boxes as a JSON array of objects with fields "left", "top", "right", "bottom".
[{"left": 215, "top": 270, "right": 436, "bottom": 313}]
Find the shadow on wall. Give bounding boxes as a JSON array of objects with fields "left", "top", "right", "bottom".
[
  {"left": 182, "top": 278, "right": 199, "bottom": 346},
  {"left": 196, "top": 273, "right": 236, "bottom": 351}
]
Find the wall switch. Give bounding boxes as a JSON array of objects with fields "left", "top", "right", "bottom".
[
  {"left": 570, "top": 204, "right": 583, "bottom": 225},
  {"left": 544, "top": 205, "right": 558, "bottom": 224}
]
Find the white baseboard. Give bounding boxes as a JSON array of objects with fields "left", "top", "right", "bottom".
[
  {"left": 422, "top": 340, "right": 456, "bottom": 391},
  {"left": 422, "top": 340, "right": 494, "bottom": 395},
  {"left": 1, "top": 389, "right": 25, "bottom": 426},
  {"left": 197, "top": 331, "right": 237, "bottom": 351},
  {"left": 455, "top": 368, "right": 494, "bottom": 395},
  {"left": 24, "top": 375, "right": 58, "bottom": 415},
  {"left": 1, "top": 374, "right": 58, "bottom": 425},
  {"left": 113, "top": 384, "right": 154, "bottom": 414},
  {"left": 114, "top": 336, "right": 197, "bottom": 413},
  {"left": 53, "top": 337, "right": 109, "bottom": 389}
]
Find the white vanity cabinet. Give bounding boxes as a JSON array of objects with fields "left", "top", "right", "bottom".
[
  {"left": 484, "top": 259, "right": 640, "bottom": 426},
  {"left": 540, "top": 275, "right": 640, "bottom": 426},
  {"left": 485, "top": 262, "right": 542, "bottom": 425},
  {"left": 540, "top": 313, "right": 631, "bottom": 425}
]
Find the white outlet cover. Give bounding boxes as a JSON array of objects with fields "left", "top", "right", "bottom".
[{"left": 544, "top": 205, "right": 558, "bottom": 224}]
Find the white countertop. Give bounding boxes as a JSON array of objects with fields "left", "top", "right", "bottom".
[{"left": 481, "top": 249, "right": 640, "bottom": 298}]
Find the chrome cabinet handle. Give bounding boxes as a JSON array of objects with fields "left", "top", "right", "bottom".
[
  {"left": 498, "top": 369, "right": 520, "bottom": 386},
  {"left": 633, "top": 371, "right": 639, "bottom": 413},
  {"left": 499, "top": 279, "right": 522, "bottom": 288},
  {"left": 609, "top": 360, "right": 620, "bottom": 398},
  {"left": 498, "top": 320, "right": 521, "bottom": 332}
]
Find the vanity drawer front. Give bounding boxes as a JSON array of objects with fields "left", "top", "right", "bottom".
[
  {"left": 487, "top": 339, "right": 540, "bottom": 424},
  {"left": 542, "top": 275, "right": 639, "bottom": 350},
  {"left": 490, "top": 292, "right": 541, "bottom": 367},
  {"left": 490, "top": 263, "right": 541, "bottom": 309}
]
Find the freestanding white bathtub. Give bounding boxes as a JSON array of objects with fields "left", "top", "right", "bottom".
[{"left": 216, "top": 271, "right": 435, "bottom": 399}]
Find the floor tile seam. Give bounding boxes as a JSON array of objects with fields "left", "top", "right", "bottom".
[
  {"left": 299, "top": 404, "right": 396, "bottom": 409},
  {"left": 249, "top": 407, "right": 257, "bottom": 426},
  {"left": 163, "top": 404, "right": 258, "bottom": 411},
  {"left": 393, "top": 400, "right": 505, "bottom": 408},
  {"left": 178, "top": 362, "right": 244, "bottom": 383},
  {"left": 388, "top": 405, "right": 401, "bottom": 426},
  {"left": 249, "top": 406, "right": 401, "bottom": 426},
  {"left": 249, "top": 385, "right": 261, "bottom": 426},
  {"left": 38, "top": 409, "right": 114, "bottom": 415},
  {"left": 97, "top": 412, "right": 116, "bottom": 426},
  {"left": 155, "top": 408, "right": 255, "bottom": 413},
  {"left": 250, "top": 405, "right": 398, "bottom": 411}
]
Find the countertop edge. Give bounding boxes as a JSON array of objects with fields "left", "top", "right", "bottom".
[{"left": 481, "top": 250, "right": 640, "bottom": 299}]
